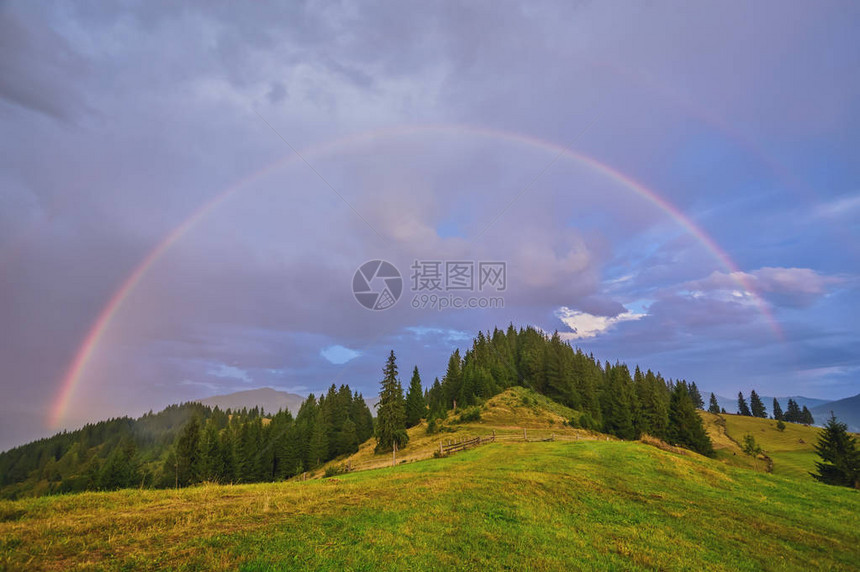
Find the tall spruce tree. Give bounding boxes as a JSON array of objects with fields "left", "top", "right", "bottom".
[
  {"left": 708, "top": 393, "right": 721, "bottom": 414},
  {"left": 405, "top": 366, "right": 426, "bottom": 428},
  {"left": 689, "top": 382, "right": 704, "bottom": 409},
  {"left": 375, "top": 350, "right": 408, "bottom": 453},
  {"left": 813, "top": 413, "right": 860, "bottom": 488},
  {"left": 749, "top": 390, "right": 767, "bottom": 418},
  {"left": 667, "top": 383, "right": 714, "bottom": 457},
  {"left": 801, "top": 406, "right": 815, "bottom": 425},
  {"left": 737, "top": 392, "right": 752, "bottom": 416},
  {"left": 175, "top": 415, "right": 201, "bottom": 486},
  {"left": 772, "top": 398, "right": 784, "bottom": 421},
  {"left": 442, "top": 350, "right": 463, "bottom": 410}
]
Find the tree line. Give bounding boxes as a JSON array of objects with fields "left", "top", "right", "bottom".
[
  {"left": 0, "top": 386, "right": 373, "bottom": 498},
  {"left": 704, "top": 389, "right": 815, "bottom": 424}
]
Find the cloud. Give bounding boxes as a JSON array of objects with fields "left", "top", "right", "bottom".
[
  {"left": 0, "top": 10, "right": 89, "bottom": 120},
  {"left": 814, "top": 192, "right": 860, "bottom": 220},
  {"left": 685, "top": 267, "right": 840, "bottom": 308},
  {"left": 207, "top": 364, "right": 252, "bottom": 383},
  {"left": 554, "top": 306, "right": 646, "bottom": 340},
  {"left": 179, "top": 379, "right": 219, "bottom": 392}
]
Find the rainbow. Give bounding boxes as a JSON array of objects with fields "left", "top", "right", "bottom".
[{"left": 48, "top": 123, "right": 782, "bottom": 428}]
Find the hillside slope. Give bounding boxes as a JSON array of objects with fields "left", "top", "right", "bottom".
[
  {"left": 317, "top": 387, "right": 596, "bottom": 475},
  {"left": 2, "top": 440, "right": 858, "bottom": 570},
  {"left": 700, "top": 411, "right": 841, "bottom": 480}
]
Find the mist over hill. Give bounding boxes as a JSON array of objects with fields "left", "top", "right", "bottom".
[{"left": 811, "top": 393, "right": 860, "bottom": 432}]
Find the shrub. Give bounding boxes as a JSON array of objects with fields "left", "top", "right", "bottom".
[
  {"left": 323, "top": 464, "right": 351, "bottom": 478},
  {"left": 456, "top": 406, "right": 482, "bottom": 423},
  {"left": 426, "top": 417, "right": 439, "bottom": 435},
  {"left": 579, "top": 412, "right": 599, "bottom": 431}
]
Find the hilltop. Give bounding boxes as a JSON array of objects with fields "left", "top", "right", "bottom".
[
  {"left": 196, "top": 387, "right": 305, "bottom": 415},
  {"left": 317, "top": 387, "right": 598, "bottom": 475}
]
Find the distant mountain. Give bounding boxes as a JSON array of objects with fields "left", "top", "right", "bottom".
[
  {"left": 712, "top": 394, "right": 832, "bottom": 416},
  {"left": 197, "top": 387, "right": 380, "bottom": 415},
  {"left": 810, "top": 393, "right": 860, "bottom": 433},
  {"left": 197, "top": 387, "right": 305, "bottom": 415}
]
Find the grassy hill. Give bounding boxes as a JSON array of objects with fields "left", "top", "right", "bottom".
[
  {"left": 316, "top": 387, "right": 595, "bottom": 475},
  {"left": 3, "top": 390, "right": 859, "bottom": 570},
  {"left": 721, "top": 414, "right": 824, "bottom": 480},
  {"left": 701, "top": 412, "right": 833, "bottom": 479},
  {"left": 2, "top": 439, "right": 858, "bottom": 571}
]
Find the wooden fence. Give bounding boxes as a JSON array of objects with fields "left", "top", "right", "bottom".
[{"left": 439, "top": 433, "right": 496, "bottom": 455}]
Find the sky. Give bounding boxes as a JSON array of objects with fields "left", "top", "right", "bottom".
[{"left": 1, "top": 1, "right": 859, "bottom": 451}]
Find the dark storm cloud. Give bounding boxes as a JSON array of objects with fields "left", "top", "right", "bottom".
[{"left": 0, "top": 10, "right": 89, "bottom": 120}]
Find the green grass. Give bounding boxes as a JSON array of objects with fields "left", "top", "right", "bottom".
[
  {"left": 720, "top": 415, "right": 823, "bottom": 480},
  {"left": 2, "top": 440, "right": 858, "bottom": 571}
]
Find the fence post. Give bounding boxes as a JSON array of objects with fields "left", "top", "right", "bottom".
[
  {"left": 393, "top": 441, "right": 397, "bottom": 467},
  {"left": 440, "top": 441, "right": 443, "bottom": 456}
]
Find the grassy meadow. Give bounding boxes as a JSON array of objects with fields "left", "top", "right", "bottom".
[{"left": 2, "top": 439, "right": 859, "bottom": 571}]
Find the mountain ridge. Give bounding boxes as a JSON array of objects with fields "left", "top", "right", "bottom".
[
  {"left": 197, "top": 387, "right": 380, "bottom": 415},
  {"left": 810, "top": 393, "right": 860, "bottom": 432}
]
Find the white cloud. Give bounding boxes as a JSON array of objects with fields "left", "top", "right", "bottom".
[
  {"left": 554, "top": 306, "right": 646, "bottom": 340},
  {"left": 684, "top": 267, "right": 840, "bottom": 308},
  {"left": 207, "top": 363, "right": 252, "bottom": 382},
  {"left": 814, "top": 193, "right": 860, "bottom": 219}
]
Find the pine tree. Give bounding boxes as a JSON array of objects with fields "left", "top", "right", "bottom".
[
  {"left": 601, "top": 363, "right": 637, "bottom": 440},
  {"left": 785, "top": 399, "right": 802, "bottom": 423},
  {"left": 375, "top": 350, "right": 408, "bottom": 453},
  {"left": 307, "top": 410, "right": 328, "bottom": 468},
  {"left": 442, "top": 350, "right": 463, "bottom": 410},
  {"left": 199, "top": 419, "right": 222, "bottom": 482},
  {"left": 667, "top": 383, "right": 714, "bottom": 457},
  {"left": 689, "top": 382, "right": 704, "bottom": 409},
  {"left": 812, "top": 413, "right": 860, "bottom": 488},
  {"left": 405, "top": 366, "right": 426, "bottom": 428},
  {"left": 175, "top": 415, "right": 201, "bottom": 486},
  {"left": 749, "top": 390, "right": 767, "bottom": 418},
  {"left": 801, "top": 406, "right": 815, "bottom": 425},
  {"left": 737, "top": 392, "right": 752, "bottom": 416},
  {"left": 97, "top": 438, "right": 140, "bottom": 490},
  {"left": 772, "top": 398, "right": 784, "bottom": 421},
  {"left": 708, "top": 393, "right": 721, "bottom": 414}
]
